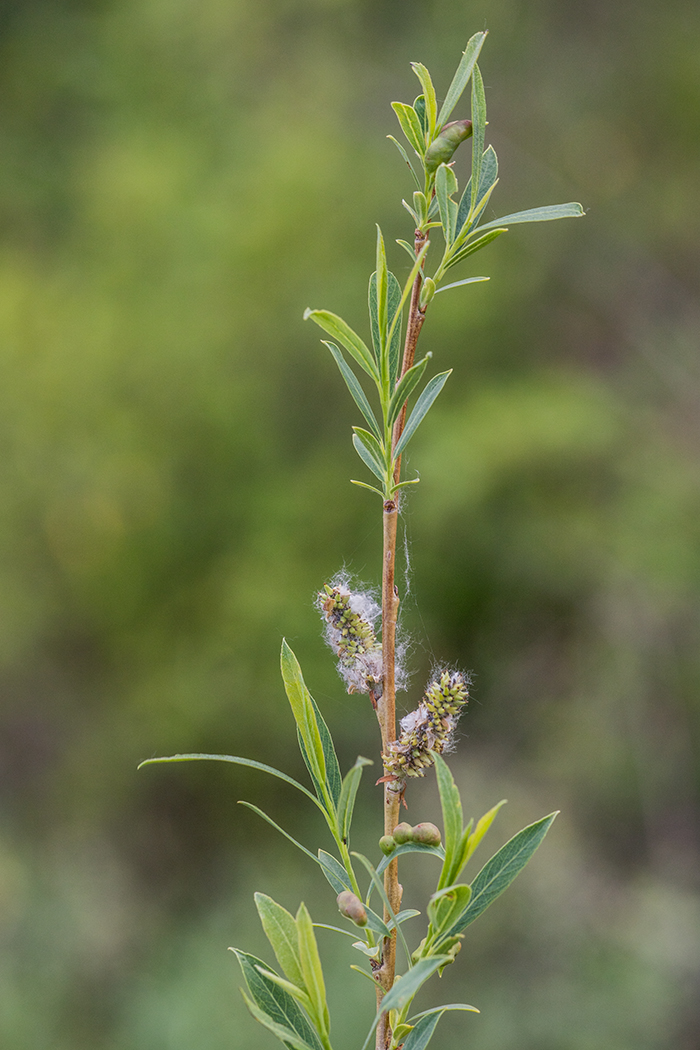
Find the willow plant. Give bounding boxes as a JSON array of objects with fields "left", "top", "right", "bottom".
[{"left": 141, "top": 31, "right": 583, "bottom": 1050}]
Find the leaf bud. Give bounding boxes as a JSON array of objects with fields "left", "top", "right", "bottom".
[
  {"left": 419, "top": 277, "right": 436, "bottom": 309},
  {"left": 379, "top": 835, "right": 396, "bottom": 855},
  {"left": 392, "top": 822, "right": 414, "bottom": 845},
  {"left": 424, "top": 120, "right": 473, "bottom": 174},
  {"left": 336, "top": 890, "right": 368, "bottom": 927},
  {"left": 410, "top": 822, "right": 442, "bottom": 846}
]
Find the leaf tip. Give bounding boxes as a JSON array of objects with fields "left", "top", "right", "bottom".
[{"left": 303, "top": 307, "right": 313, "bottom": 320}]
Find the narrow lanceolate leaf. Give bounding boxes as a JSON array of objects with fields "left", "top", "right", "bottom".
[
  {"left": 446, "top": 228, "right": 507, "bottom": 270},
  {"left": 387, "top": 135, "right": 421, "bottom": 188},
  {"left": 478, "top": 201, "right": 585, "bottom": 233},
  {"left": 303, "top": 308, "right": 378, "bottom": 381},
  {"left": 352, "top": 427, "right": 385, "bottom": 469},
  {"left": 413, "top": 95, "right": 428, "bottom": 138},
  {"left": 241, "top": 991, "right": 319, "bottom": 1050},
  {"left": 434, "top": 754, "right": 463, "bottom": 889},
  {"left": 449, "top": 812, "right": 558, "bottom": 936},
  {"left": 369, "top": 271, "right": 403, "bottom": 385},
  {"left": 403, "top": 1006, "right": 479, "bottom": 1050},
  {"left": 317, "top": 850, "right": 352, "bottom": 895},
  {"left": 138, "top": 754, "right": 324, "bottom": 812},
  {"left": 237, "top": 802, "right": 317, "bottom": 862},
  {"left": 255, "top": 893, "right": 305, "bottom": 990},
  {"left": 376, "top": 840, "right": 445, "bottom": 876},
  {"left": 411, "top": 63, "right": 437, "bottom": 137},
  {"left": 337, "top": 756, "right": 373, "bottom": 844},
  {"left": 231, "top": 949, "right": 325, "bottom": 1050},
  {"left": 324, "top": 342, "right": 381, "bottom": 441},
  {"left": 375, "top": 226, "right": 389, "bottom": 358},
  {"left": 463, "top": 799, "right": 507, "bottom": 868},
  {"left": 296, "top": 904, "right": 329, "bottom": 1034},
  {"left": 394, "top": 370, "right": 452, "bottom": 458},
  {"left": 280, "top": 641, "right": 328, "bottom": 803},
  {"left": 306, "top": 694, "right": 341, "bottom": 808},
  {"left": 391, "top": 102, "right": 425, "bottom": 156},
  {"left": 469, "top": 64, "right": 487, "bottom": 213},
  {"left": 435, "top": 164, "right": 459, "bottom": 245},
  {"left": 436, "top": 31, "right": 487, "bottom": 127},
  {"left": 433, "top": 276, "right": 490, "bottom": 296},
  {"left": 353, "top": 432, "right": 387, "bottom": 485},
  {"left": 387, "top": 354, "right": 431, "bottom": 428},
  {"left": 362, "top": 906, "right": 392, "bottom": 938}
]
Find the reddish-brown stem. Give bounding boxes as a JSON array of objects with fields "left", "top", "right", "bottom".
[{"left": 375, "top": 228, "right": 430, "bottom": 1050}]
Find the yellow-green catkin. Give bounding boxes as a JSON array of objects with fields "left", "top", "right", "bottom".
[
  {"left": 382, "top": 670, "right": 469, "bottom": 782},
  {"left": 317, "top": 582, "right": 383, "bottom": 697}
]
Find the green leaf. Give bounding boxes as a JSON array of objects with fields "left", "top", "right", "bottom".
[
  {"left": 469, "top": 64, "right": 486, "bottom": 214},
  {"left": 435, "top": 164, "right": 459, "bottom": 245},
  {"left": 296, "top": 903, "right": 329, "bottom": 1034},
  {"left": 375, "top": 226, "right": 388, "bottom": 357},
  {"left": 456, "top": 144, "right": 498, "bottom": 233},
  {"left": 254, "top": 967, "right": 315, "bottom": 1017},
  {"left": 369, "top": 270, "right": 403, "bottom": 387},
  {"left": 436, "top": 31, "right": 487, "bottom": 128},
  {"left": 446, "top": 228, "right": 506, "bottom": 270},
  {"left": 362, "top": 906, "right": 392, "bottom": 938},
  {"left": 396, "top": 238, "right": 417, "bottom": 261},
  {"left": 403, "top": 1006, "right": 479, "bottom": 1050},
  {"left": 317, "top": 850, "right": 352, "bottom": 895},
  {"left": 281, "top": 642, "right": 341, "bottom": 814},
  {"left": 303, "top": 309, "right": 379, "bottom": 381},
  {"left": 241, "top": 990, "right": 318, "bottom": 1050},
  {"left": 427, "top": 884, "right": 472, "bottom": 941},
  {"left": 387, "top": 135, "right": 421, "bottom": 188},
  {"left": 394, "top": 370, "right": 452, "bottom": 458},
  {"left": 352, "top": 432, "right": 387, "bottom": 484},
  {"left": 478, "top": 201, "right": 585, "bottom": 233},
  {"left": 411, "top": 63, "right": 437, "bottom": 137},
  {"left": 231, "top": 949, "right": 325, "bottom": 1050},
  {"left": 376, "top": 840, "right": 445, "bottom": 876},
  {"left": 390, "top": 909, "right": 422, "bottom": 928},
  {"left": 413, "top": 95, "right": 428, "bottom": 138},
  {"left": 387, "top": 354, "right": 430, "bottom": 428},
  {"left": 391, "top": 102, "right": 425, "bottom": 156},
  {"left": 449, "top": 812, "right": 558, "bottom": 936},
  {"left": 237, "top": 802, "right": 317, "bottom": 863},
  {"left": 463, "top": 799, "right": 507, "bottom": 868},
  {"left": 433, "top": 276, "right": 489, "bottom": 296},
  {"left": 255, "top": 894, "right": 305, "bottom": 990},
  {"left": 337, "top": 756, "right": 373, "bottom": 844},
  {"left": 138, "top": 753, "right": 323, "bottom": 813},
  {"left": 434, "top": 754, "right": 463, "bottom": 890},
  {"left": 350, "top": 478, "right": 385, "bottom": 499},
  {"left": 353, "top": 427, "right": 385, "bottom": 467},
  {"left": 324, "top": 342, "right": 381, "bottom": 441}
]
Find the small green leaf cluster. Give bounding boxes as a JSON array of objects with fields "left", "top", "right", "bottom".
[{"left": 305, "top": 32, "right": 583, "bottom": 498}]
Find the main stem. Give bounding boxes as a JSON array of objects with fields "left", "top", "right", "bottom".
[{"left": 375, "top": 228, "right": 428, "bottom": 1050}]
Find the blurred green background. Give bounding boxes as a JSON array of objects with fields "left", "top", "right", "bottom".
[{"left": 1, "top": 0, "right": 699, "bottom": 1047}]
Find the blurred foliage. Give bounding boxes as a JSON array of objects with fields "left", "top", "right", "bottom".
[{"left": 0, "top": 0, "right": 699, "bottom": 1047}]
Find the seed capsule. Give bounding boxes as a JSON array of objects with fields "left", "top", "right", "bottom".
[
  {"left": 392, "top": 822, "right": 414, "bottom": 845},
  {"left": 410, "top": 822, "right": 442, "bottom": 846},
  {"left": 379, "top": 835, "right": 396, "bottom": 856},
  {"left": 424, "top": 119, "right": 473, "bottom": 173},
  {"left": 336, "top": 890, "right": 368, "bottom": 927}
]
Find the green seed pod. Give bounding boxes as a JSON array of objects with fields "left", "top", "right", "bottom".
[
  {"left": 379, "top": 835, "right": 396, "bottom": 856},
  {"left": 424, "top": 119, "right": 473, "bottom": 174},
  {"left": 411, "top": 822, "right": 442, "bottom": 846},
  {"left": 392, "top": 822, "right": 414, "bottom": 845},
  {"left": 336, "top": 890, "right": 368, "bottom": 927},
  {"left": 419, "top": 277, "right": 436, "bottom": 309}
]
